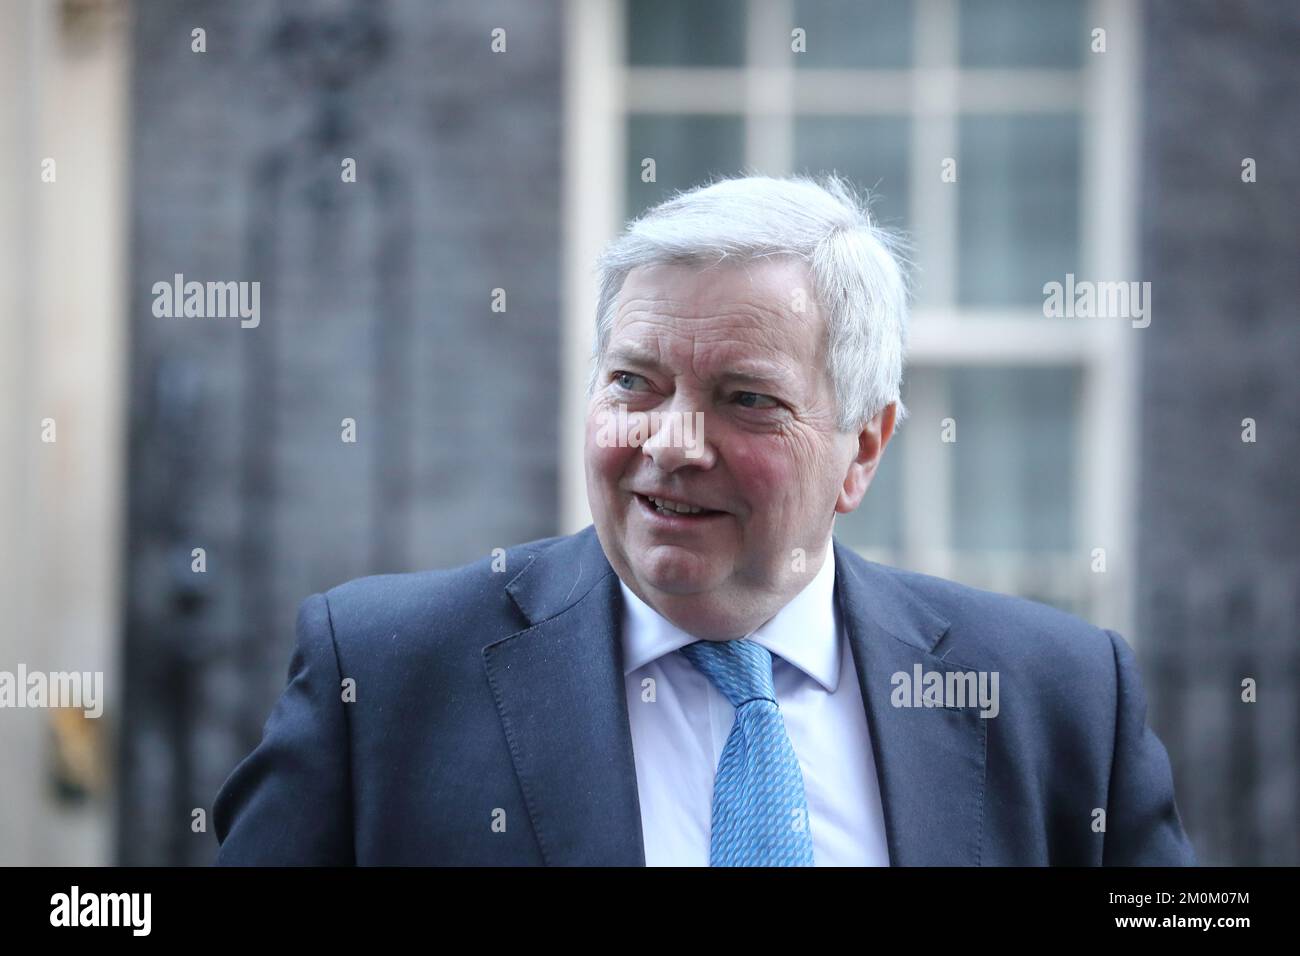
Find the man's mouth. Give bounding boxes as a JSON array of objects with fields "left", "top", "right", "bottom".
[{"left": 633, "top": 492, "right": 726, "bottom": 521}]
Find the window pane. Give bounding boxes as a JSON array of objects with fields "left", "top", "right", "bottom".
[
  {"left": 627, "top": 0, "right": 747, "bottom": 67},
  {"left": 793, "top": 116, "right": 911, "bottom": 230},
  {"left": 947, "top": 366, "right": 1080, "bottom": 552},
  {"left": 959, "top": 0, "right": 1085, "bottom": 69},
  {"left": 625, "top": 115, "right": 745, "bottom": 219},
  {"left": 792, "top": 0, "right": 913, "bottom": 69},
  {"left": 957, "top": 114, "right": 1079, "bottom": 306}
]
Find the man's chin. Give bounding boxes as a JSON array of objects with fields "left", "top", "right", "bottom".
[{"left": 631, "top": 547, "right": 727, "bottom": 597}]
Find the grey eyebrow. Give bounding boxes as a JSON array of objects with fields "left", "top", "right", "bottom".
[
  {"left": 717, "top": 366, "right": 798, "bottom": 390},
  {"left": 604, "top": 345, "right": 660, "bottom": 366}
]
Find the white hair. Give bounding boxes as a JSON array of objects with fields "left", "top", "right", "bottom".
[{"left": 587, "top": 172, "right": 912, "bottom": 431}]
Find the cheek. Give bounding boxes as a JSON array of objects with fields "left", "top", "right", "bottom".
[
  {"left": 721, "top": 435, "right": 800, "bottom": 505},
  {"left": 721, "top": 428, "right": 841, "bottom": 524},
  {"left": 585, "top": 419, "right": 637, "bottom": 489}
]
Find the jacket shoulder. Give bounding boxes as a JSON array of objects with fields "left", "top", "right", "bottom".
[
  {"left": 315, "top": 532, "right": 572, "bottom": 654},
  {"left": 857, "top": 557, "right": 1119, "bottom": 684}
]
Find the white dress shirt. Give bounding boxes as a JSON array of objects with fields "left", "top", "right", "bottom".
[{"left": 619, "top": 546, "right": 891, "bottom": 866}]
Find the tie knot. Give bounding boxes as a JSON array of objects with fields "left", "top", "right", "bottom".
[{"left": 679, "top": 638, "right": 777, "bottom": 709}]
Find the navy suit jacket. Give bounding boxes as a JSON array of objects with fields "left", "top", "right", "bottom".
[{"left": 213, "top": 524, "right": 1196, "bottom": 865}]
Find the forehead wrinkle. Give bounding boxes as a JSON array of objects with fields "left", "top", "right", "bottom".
[
  {"left": 687, "top": 338, "right": 804, "bottom": 393},
  {"left": 613, "top": 318, "right": 803, "bottom": 381},
  {"left": 615, "top": 283, "right": 806, "bottom": 326},
  {"left": 615, "top": 301, "right": 814, "bottom": 351}
]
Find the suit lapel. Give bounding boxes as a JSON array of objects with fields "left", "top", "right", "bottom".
[
  {"left": 482, "top": 528, "right": 646, "bottom": 865},
  {"left": 833, "top": 538, "right": 988, "bottom": 866}
]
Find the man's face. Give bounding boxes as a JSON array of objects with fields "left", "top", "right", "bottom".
[{"left": 584, "top": 257, "right": 893, "bottom": 639}]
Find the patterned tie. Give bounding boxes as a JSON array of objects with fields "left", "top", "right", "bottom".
[{"left": 679, "top": 638, "right": 815, "bottom": 866}]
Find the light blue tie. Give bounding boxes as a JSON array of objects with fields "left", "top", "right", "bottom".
[{"left": 680, "top": 638, "right": 815, "bottom": 866}]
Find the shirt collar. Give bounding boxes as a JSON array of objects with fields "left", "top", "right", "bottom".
[{"left": 617, "top": 545, "right": 841, "bottom": 693}]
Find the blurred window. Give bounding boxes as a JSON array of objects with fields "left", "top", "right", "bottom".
[
  {"left": 627, "top": 0, "right": 748, "bottom": 67},
  {"left": 958, "top": 114, "right": 1080, "bottom": 306},
  {"left": 625, "top": 115, "right": 745, "bottom": 219},
  {"left": 792, "top": 116, "right": 911, "bottom": 229},
  {"left": 791, "top": 0, "right": 914, "bottom": 69},
  {"left": 959, "top": 0, "right": 1085, "bottom": 68}
]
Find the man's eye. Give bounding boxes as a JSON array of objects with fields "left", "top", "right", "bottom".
[
  {"left": 734, "top": 391, "right": 779, "bottom": 409},
  {"left": 613, "top": 371, "right": 646, "bottom": 391}
]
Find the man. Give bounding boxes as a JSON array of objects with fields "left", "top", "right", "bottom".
[{"left": 213, "top": 174, "right": 1196, "bottom": 866}]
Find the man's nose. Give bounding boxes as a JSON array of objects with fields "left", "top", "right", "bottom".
[{"left": 641, "top": 400, "right": 716, "bottom": 471}]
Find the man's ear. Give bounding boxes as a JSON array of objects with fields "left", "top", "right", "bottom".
[{"left": 835, "top": 403, "right": 897, "bottom": 515}]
